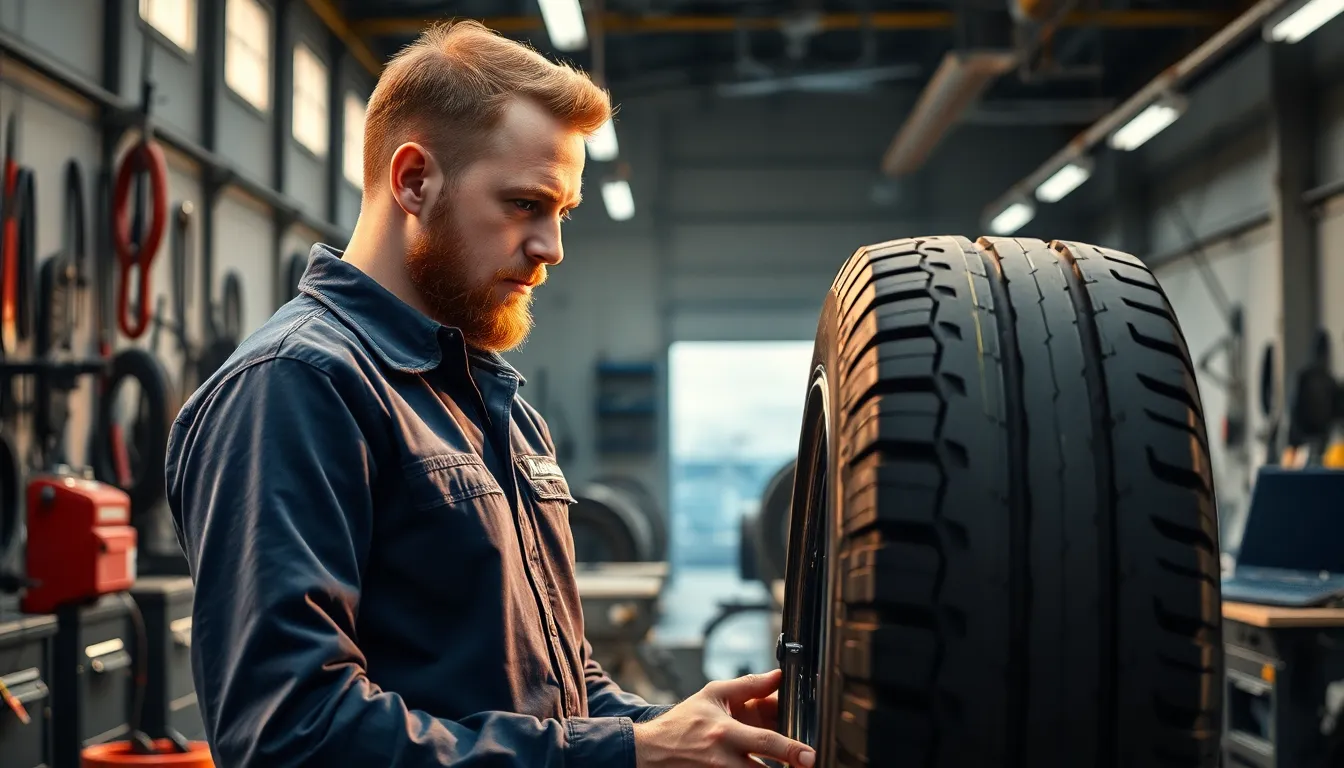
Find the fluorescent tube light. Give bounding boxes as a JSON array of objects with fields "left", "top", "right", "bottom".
[
  {"left": 989, "top": 201, "right": 1034, "bottom": 235},
  {"left": 587, "top": 119, "right": 619, "bottom": 161},
  {"left": 602, "top": 180, "right": 635, "bottom": 221},
  {"left": 1108, "top": 97, "right": 1185, "bottom": 151},
  {"left": 1035, "top": 160, "right": 1092, "bottom": 203},
  {"left": 1267, "top": 0, "right": 1344, "bottom": 43},
  {"left": 537, "top": 0, "right": 588, "bottom": 51}
]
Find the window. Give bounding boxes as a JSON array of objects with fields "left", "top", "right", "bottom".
[
  {"left": 343, "top": 92, "right": 367, "bottom": 188},
  {"left": 668, "top": 340, "right": 815, "bottom": 569},
  {"left": 225, "top": 0, "right": 271, "bottom": 112},
  {"left": 292, "top": 43, "right": 329, "bottom": 157},
  {"left": 139, "top": 0, "right": 196, "bottom": 54}
]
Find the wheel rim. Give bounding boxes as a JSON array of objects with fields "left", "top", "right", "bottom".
[{"left": 778, "top": 369, "right": 835, "bottom": 752}]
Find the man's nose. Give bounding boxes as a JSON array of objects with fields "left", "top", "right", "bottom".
[{"left": 526, "top": 223, "right": 564, "bottom": 266}]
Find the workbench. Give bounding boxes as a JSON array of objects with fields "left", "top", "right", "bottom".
[{"left": 1222, "top": 600, "right": 1344, "bottom": 768}]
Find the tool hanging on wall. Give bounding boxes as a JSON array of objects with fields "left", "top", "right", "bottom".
[
  {"left": 33, "top": 160, "right": 91, "bottom": 470},
  {"left": 91, "top": 41, "right": 173, "bottom": 531},
  {"left": 111, "top": 37, "right": 168, "bottom": 341},
  {"left": 1257, "top": 342, "right": 1282, "bottom": 466},
  {"left": 1, "top": 112, "right": 38, "bottom": 419}
]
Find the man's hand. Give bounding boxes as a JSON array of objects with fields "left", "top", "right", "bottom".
[{"left": 633, "top": 669, "right": 815, "bottom": 767}]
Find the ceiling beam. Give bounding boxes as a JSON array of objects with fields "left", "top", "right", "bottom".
[
  {"left": 353, "top": 10, "right": 1232, "bottom": 37},
  {"left": 305, "top": 0, "right": 384, "bottom": 76}
]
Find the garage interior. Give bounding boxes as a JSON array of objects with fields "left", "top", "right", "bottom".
[{"left": 1, "top": 0, "right": 1343, "bottom": 765}]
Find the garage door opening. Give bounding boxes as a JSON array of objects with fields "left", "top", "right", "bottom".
[{"left": 658, "top": 340, "right": 814, "bottom": 674}]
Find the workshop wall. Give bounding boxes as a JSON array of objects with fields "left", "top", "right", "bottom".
[
  {"left": 1153, "top": 224, "right": 1280, "bottom": 547},
  {"left": 213, "top": 188, "right": 276, "bottom": 336},
  {"left": 1061, "top": 17, "right": 1344, "bottom": 540}
]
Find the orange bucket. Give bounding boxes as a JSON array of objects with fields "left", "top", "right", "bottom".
[{"left": 81, "top": 740, "right": 214, "bottom": 767}]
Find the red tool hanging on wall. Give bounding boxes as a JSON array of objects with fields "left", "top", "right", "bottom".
[{"left": 110, "top": 78, "right": 168, "bottom": 342}]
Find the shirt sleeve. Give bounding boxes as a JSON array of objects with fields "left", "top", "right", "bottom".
[
  {"left": 581, "top": 637, "right": 676, "bottom": 723},
  {"left": 164, "top": 355, "right": 635, "bottom": 768}
]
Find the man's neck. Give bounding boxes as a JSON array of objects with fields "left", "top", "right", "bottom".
[{"left": 343, "top": 218, "right": 437, "bottom": 323}]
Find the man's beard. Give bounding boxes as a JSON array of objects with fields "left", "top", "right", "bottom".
[{"left": 404, "top": 196, "right": 544, "bottom": 353}]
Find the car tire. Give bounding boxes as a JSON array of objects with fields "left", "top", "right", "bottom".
[{"left": 776, "top": 235, "right": 1222, "bottom": 768}]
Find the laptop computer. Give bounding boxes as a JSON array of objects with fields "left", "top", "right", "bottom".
[{"left": 1221, "top": 467, "right": 1344, "bottom": 608}]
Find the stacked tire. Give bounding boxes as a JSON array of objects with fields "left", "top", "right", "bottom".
[{"left": 778, "top": 236, "right": 1223, "bottom": 768}]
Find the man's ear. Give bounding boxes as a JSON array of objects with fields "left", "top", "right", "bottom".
[{"left": 389, "top": 142, "right": 442, "bottom": 218}]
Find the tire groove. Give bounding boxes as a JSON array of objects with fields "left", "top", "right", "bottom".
[
  {"left": 1054, "top": 241, "right": 1117, "bottom": 768},
  {"left": 978, "top": 240, "right": 1029, "bottom": 768}
]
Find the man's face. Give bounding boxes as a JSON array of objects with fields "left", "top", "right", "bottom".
[{"left": 405, "top": 98, "right": 587, "bottom": 352}]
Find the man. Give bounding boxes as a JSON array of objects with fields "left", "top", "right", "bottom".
[{"left": 164, "top": 20, "right": 817, "bottom": 768}]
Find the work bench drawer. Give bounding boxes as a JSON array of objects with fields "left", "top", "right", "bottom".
[
  {"left": 53, "top": 594, "right": 136, "bottom": 768},
  {"left": 131, "top": 577, "right": 204, "bottom": 741},
  {"left": 0, "top": 613, "right": 57, "bottom": 768}
]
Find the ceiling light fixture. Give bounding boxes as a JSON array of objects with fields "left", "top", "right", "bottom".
[
  {"left": 1267, "top": 0, "right": 1344, "bottom": 42},
  {"left": 602, "top": 179, "right": 635, "bottom": 221},
  {"left": 537, "top": 0, "right": 588, "bottom": 51},
  {"left": 1107, "top": 95, "right": 1186, "bottom": 152},
  {"left": 989, "top": 201, "right": 1035, "bottom": 235},
  {"left": 587, "top": 118, "right": 619, "bottom": 161},
  {"left": 1035, "top": 158, "right": 1093, "bottom": 203}
]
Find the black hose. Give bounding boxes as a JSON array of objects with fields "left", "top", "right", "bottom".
[
  {"left": 92, "top": 348, "right": 172, "bottom": 521},
  {"left": 13, "top": 168, "right": 36, "bottom": 345},
  {"left": 0, "top": 429, "right": 19, "bottom": 566}
]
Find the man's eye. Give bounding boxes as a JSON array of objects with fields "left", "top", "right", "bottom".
[{"left": 513, "top": 200, "right": 537, "bottom": 212}]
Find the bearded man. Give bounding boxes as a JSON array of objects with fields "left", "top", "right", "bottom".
[{"left": 164, "top": 19, "right": 815, "bottom": 768}]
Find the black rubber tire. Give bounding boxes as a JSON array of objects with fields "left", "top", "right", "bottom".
[
  {"left": 755, "top": 459, "right": 795, "bottom": 585},
  {"left": 92, "top": 348, "right": 173, "bottom": 522},
  {"left": 569, "top": 482, "right": 657, "bottom": 563},
  {"left": 591, "top": 474, "right": 669, "bottom": 562},
  {"left": 782, "top": 236, "right": 1222, "bottom": 768}
]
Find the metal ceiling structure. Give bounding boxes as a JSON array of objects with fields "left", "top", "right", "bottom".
[{"left": 322, "top": 0, "right": 1246, "bottom": 175}]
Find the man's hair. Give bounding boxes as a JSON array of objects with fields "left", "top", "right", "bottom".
[{"left": 362, "top": 20, "right": 612, "bottom": 192}]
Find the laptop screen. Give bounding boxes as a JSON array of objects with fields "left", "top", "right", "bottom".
[{"left": 1237, "top": 468, "right": 1344, "bottom": 573}]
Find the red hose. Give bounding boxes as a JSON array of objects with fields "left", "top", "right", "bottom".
[
  {"left": 112, "top": 140, "right": 168, "bottom": 340},
  {"left": 2, "top": 157, "right": 17, "bottom": 351}
]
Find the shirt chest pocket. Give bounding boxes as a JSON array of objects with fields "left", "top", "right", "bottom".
[
  {"left": 405, "top": 453, "right": 507, "bottom": 512},
  {"left": 390, "top": 453, "right": 509, "bottom": 600},
  {"left": 399, "top": 453, "right": 514, "bottom": 562},
  {"left": 515, "top": 454, "right": 579, "bottom": 557}
]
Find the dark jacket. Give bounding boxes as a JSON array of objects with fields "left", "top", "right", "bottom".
[{"left": 164, "top": 245, "right": 670, "bottom": 767}]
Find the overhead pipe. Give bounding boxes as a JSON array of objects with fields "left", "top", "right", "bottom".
[
  {"left": 353, "top": 9, "right": 1231, "bottom": 37},
  {"left": 983, "top": 0, "right": 1292, "bottom": 225},
  {"left": 880, "top": 51, "right": 1017, "bottom": 176}
]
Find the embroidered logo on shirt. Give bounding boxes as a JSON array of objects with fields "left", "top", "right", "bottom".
[{"left": 522, "top": 455, "right": 565, "bottom": 480}]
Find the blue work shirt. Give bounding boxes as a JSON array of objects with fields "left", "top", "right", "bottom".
[{"left": 164, "top": 244, "right": 671, "bottom": 767}]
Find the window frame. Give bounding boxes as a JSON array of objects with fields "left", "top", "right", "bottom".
[
  {"left": 138, "top": 0, "right": 198, "bottom": 57},
  {"left": 343, "top": 91, "right": 367, "bottom": 189},
  {"left": 291, "top": 41, "right": 331, "bottom": 158},
  {"left": 224, "top": 0, "right": 273, "bottom": 114}
]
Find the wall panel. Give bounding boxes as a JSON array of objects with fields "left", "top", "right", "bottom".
[
  {"left": 213, "top": 188, "right": 276, "bottom": 336},
  {"left": 3, "top": 0, "right": 103, "bottom": 81}
]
